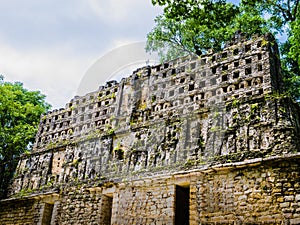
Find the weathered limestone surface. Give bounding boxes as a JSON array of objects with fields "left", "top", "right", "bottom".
[
  {"left": 0, "top": 193, "right": 59, "bottom": 225},
  {"left": 196, "top": 157, "right": 300, "bottom": 224},
  {"left": 1, "top": 33, "right": 300, "bottom": 224},
  {"left": 0, "top": 199, "right": 37, "bottom": 224}
]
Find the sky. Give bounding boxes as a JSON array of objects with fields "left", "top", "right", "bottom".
[{"left": 0, "top": 0, "right": 162, "bottom": 109}]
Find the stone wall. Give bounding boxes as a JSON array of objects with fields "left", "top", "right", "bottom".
[
  {"left": 115, "top": 178, "right": 175, "bottom": 224},
  {"left": 197, "top": 157, "right": 300, "bottom": 224},
  {"left": 0, "top": 193, "right": 59, "bottom": 225},
  {"left": 10, "top": 34, "right": 300, "bottom": 196},
  {"left": 0, "top": 199, "right": 38, "bottom": 225},
  {"left": 59, "top": 156, "right": 300, "bottom": 224},
  {"left": 4, "top": 156, "right": 300, "bottom": 224},
  {"left": 57, "top": 187, "right": 102, "bottom": 225},
  {"left": 1, "top": 33, "right": 300, "bottom": 224}
]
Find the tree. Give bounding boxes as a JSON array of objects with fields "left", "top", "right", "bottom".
[
  {"left": 241, "top": 0, "right": 300, "bottom": 99},
  {"left": 147, "top": 0, "right": 241, "bottom": 61},
  {"left": 0, "top": 76, "right": 51, "bottom": 199},
  {"left": 285, "top": 12, "right": 300, "bottom": 98},
  {"left": 147, "top": 0, "right": 300, "bottom": 99},
  {"left": 290, "top": 19, "right": 300, "bottom": 65}
]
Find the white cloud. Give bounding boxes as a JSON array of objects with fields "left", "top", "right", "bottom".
[
  {"left": 88, "top": 0, "right": 161, "bottom": 23},
  {"left": 0, "top": 0, "right": 163, "bottom": 109},
  {"left": 0, "top": 40, "right": 93, "bottom": 109},
  {"left": 77, "top": 39, "right": 160, "bottom": 95}
]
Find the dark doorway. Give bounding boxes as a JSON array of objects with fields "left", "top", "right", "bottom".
[
  {"left": 41, "top": 203, "right": 54, "bottom": 225},
  {"left": 100, "top": 195, "right": 113, "bottom": 225},
  {"left": 175, "top": 185, "right": 190, "bottom": 225}
]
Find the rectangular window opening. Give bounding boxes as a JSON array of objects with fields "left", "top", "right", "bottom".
[
  {"left": 212, "top": 67, "right": 217, "bottom": 74},
  {"left": 175, "top": 185, "right": 190, "bottom": 225},
  {"left": 222, "top": 65, "right": 228, "bottom": 71},
  {"left": 245, "top": 44, "right": 251, "bottom": 52},
  {"left": 245, "top": 67, "right": 252, "bottom": 75},
  {"left": 258, "top": 53, "right": 262, "bottom": 60},
  {"left": 257, "top": 41, "right": 262, "bottom": 48},
  {"left": 222, "top": 75, "right": 228, "bottom": 82},
  {"left": 188, "top": 84, "right": 195, "bottom": 91},
  {"left": 233, "top": 71, "right": 239, "bottom": 79},
  {"left": 233, "top": 48, "right": 239, "bottom": 55}
]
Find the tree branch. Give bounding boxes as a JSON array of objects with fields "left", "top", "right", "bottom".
[{"left": 292, "top": 0, "right": 300, "bottom": 21}]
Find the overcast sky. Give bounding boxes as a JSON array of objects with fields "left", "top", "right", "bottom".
[{"left": 0, "top": 0, "right": 162, "bottom": 109}]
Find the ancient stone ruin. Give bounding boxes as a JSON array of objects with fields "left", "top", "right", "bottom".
[{"left": 1, "top": 33, "right": 300, "bottom": 224}]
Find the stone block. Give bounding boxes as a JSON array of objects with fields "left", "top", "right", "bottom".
[{"left": 285, "top": 195, "right": 295, "bottom": 202}]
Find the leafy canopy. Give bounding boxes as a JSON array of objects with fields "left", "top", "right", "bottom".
[
  {"left": 0, "top": 76, "right": 51, "bottom": 198},
  {"left": 147, "top": 0, "right": 268, "bottom": 59}
]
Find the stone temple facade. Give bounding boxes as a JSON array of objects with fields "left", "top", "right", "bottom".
[{"left": 1, "top": 34, "right": 300, "bottom": 224}]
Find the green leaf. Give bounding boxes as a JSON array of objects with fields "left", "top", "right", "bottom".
[{"left": 0, "top": 76, "right": 51, "bottom": 199}]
